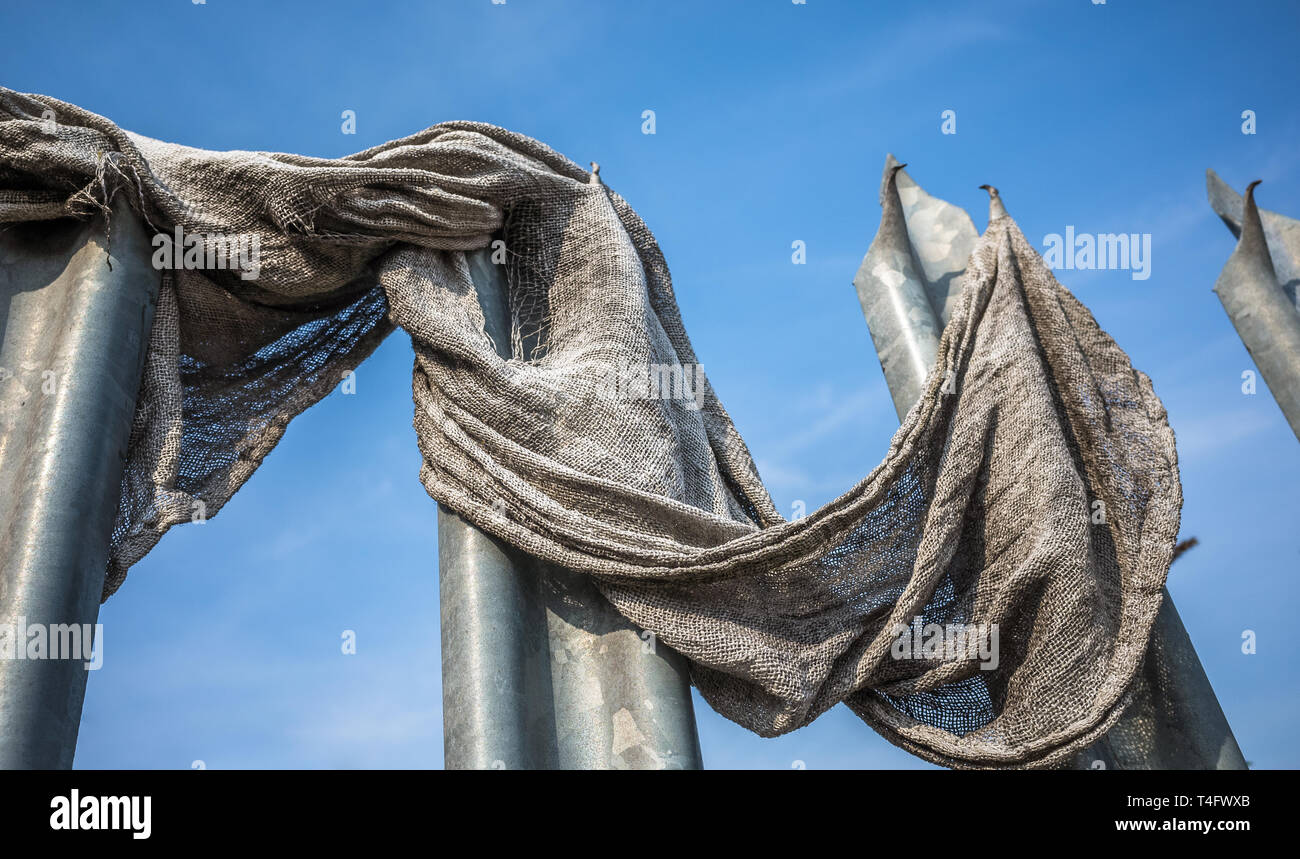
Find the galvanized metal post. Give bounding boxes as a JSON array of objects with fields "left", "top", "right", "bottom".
[
  {"left": 853, "top": 159, "right": 1246, "bottom": 769},
  {"left": 853, "top": 158, "right": 969, "bottom": 420},
  {"left": 438, "top": 246, "right": 702, "bottom": 770},
  {"left": 1207, "top": 175, "right": 1300, "bottom": 442},
  {"left": 438, "top": 504, "right": 559, "bottom": 769},
  {"left": 0, "top": 200, "right": 160, "bottom": 768},
  {"left": 1207, "top": 169, "right": 1300, "bottom": 312},
  {"left": 1099, "top": 593, "right": 1248, "bottom": 769}
]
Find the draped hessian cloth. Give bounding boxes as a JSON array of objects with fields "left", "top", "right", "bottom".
[{"left": 0, "top": 88, "right": 1180, "bottom": 768}]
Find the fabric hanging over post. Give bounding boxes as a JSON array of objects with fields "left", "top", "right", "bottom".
[
  {"left": 0, "top": 87, "right": 1183, "bottom": 768},
  {"left": 438, "top": 246, "right": 702, "bottom": 771},
  {"left": 856, "top": 157, "right": 1244, "bottom": 770}
]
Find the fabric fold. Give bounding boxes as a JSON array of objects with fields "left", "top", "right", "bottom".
[{"left": 0, "top": 87, "right": 1180, "bottom": 768}]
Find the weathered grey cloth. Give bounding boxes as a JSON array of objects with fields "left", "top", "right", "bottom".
[{"left": 0, "top": 88, "right": 1180, "bottom": 768}]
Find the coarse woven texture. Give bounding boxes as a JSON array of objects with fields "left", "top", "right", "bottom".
[{"left": 0, "top": 88, "right": 1180, "bottom": 768}]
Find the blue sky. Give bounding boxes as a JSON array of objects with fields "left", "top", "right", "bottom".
[{"left": 2, "top": 0, "right": 1297, "bottom": 768}]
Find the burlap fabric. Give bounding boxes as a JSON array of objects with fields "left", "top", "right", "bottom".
[{"left": 0, "top": 88, "right": 1179, "bottom": 767}]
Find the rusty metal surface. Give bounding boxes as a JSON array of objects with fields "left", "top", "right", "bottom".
[{"left": 0, "top": 201, "right": 159, "bottom": 768}]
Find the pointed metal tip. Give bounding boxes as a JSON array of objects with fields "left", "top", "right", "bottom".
[
  {"left": 1206, "top": 168, "right": 1229, "bottom": 200},
  {"left": 1237, "top": 179, "right": 1274, "bottom": 277},
  {"left": 880, "top": 160, "right": 909, "bottom": 207},
  {"left": 1243, "top": 180, "right": 1264, "bottom": 227},
  {"left": 1206, "top": 169, "right": 1243, "bottom": 236},
  {"left": 980, "top": 185, "right": 1007, "bottom": 220}
]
